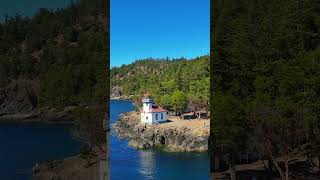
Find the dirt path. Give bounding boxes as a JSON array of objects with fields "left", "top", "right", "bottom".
[{"left": 157, "top": 115, "right": 210, "bottom": 136}]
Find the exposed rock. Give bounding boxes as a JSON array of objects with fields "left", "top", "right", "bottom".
[
  {"left": 0, "top": 80, "right": 77, "bottom": 123},
  {"left": 0, "top": 105, "right": 77, "bottom": 123},
  {"left": 110, "top": 86, "right": 135, "bottom": 100},
  {"left": 0, "top": 79, "right": 38, "bottom": 116},
  {"left": 33, "top": 148, "right": 106, "bottom": 180},
  {"left": 113, "top": 111, "right": 209, "bottom": 152},
  {"left": 110, "top": 86, "right": 122, "bottom": 99}
]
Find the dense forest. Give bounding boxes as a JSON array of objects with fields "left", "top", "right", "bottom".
[
  {"left": 0, "top": 0, "right": 108, "bottom": 107},
  {"left": 0, "top": 0, "right": 108, "bottom": 149},
  {"left": 211, "top": 0, "right": 320, "bottom": 179},
  {"left": 111, "top": 56, "right": 210, "bottom": 116}
]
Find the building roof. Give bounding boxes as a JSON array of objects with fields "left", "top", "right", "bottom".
[{"left": 150, "top": 105, "right": 167, "bottom": 113}]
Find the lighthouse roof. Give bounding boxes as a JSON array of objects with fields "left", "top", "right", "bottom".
[{"left": 150, "top": 105, "right": 167, "bottom": 112}]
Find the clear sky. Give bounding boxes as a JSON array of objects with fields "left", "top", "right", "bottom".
[
  {"left": 111, "top": 0, "right": 210, "bottom": 67},
  {"left": 0, "top": 0, "right": 70, "bottom": 21}
]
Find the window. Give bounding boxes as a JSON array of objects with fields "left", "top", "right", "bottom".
[
  {"left": 161, "top": 113, "right": 163, "bottom": 119},
  {"left": 156, "top": 114, "right": 158, "bottom": 120}
]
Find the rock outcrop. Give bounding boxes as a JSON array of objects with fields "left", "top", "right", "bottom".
[
  {"left": 0, "top": 79, "right": 77, "bottom": 123},
  {"left": 110, "top": 86, "right": 123, "bottom": 99},
  {"left": 0, "top": 80, "right": 77, "bottom": 123},
  {"left": 33, "top": 148, "right": 107, "bottom": 180},
  {"left": 113, "top": 112, "right": 209, "bottom": 152},
  {"left": 0, "top": 79, "right": 38, "bottom": 116},
  {"left": 110, "top": 86, "right": 134, "bottom": 100},
  {"left": 0, "top": 104, "right": 78, "bottom": 123}
]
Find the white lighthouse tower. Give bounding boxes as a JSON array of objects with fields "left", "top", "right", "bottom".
[{"left": 140, "top": 94, "right": 167, "bottom": 124}]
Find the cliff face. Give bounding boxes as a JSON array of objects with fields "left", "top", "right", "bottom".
[
  {"left": 113, "top": 112, "right": 209, "bottom": 152},
  {"left": 0, "top": 79, "right": 38, "bottom": 116},
  {"left": 0, "top": 79, "right": 77, "bottom": 123},
  {"left": 110, "top": 86, "right": 123, "bottom": 99}
]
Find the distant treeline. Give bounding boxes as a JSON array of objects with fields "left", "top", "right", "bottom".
[
  {"left": 0, "top": 0, "right": 108, "bottom": 107},
  {"left": 111, "top": 56, "right": 210, "bottom": 116},
  {"left": 211, "top": 0, "right": 319, "bottom": 178}
]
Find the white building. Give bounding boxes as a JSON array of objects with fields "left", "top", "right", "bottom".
[{"left": 140, "top": 97, "right": 167, "bottom": 124}]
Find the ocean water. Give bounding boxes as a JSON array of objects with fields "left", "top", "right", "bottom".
[
  {"left": 0, "top": 123, "right": 81, "bottom": 180},
  {"left": 110, "top": 99, "right": 210, "bottom": 180}
]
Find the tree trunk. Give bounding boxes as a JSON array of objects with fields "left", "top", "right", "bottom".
[
  {"left": 284, "top": 145, "right": 289, "bottom": 180},
  {"left": 267, "top": 139, "right": 285, "bottom": 180},
  {"left": 285, "top": 155, "right": 289, "bottom": 180},
  {"left": 272, "top": 159, "right": 285, "bottom": 180},
  {"left": 267, "top": 158, "right": 273, "bottom": 176},
  {"left": 195, "top": 111, "right": 200, "bottom": 119},
  {"left": 285, "top": 160, "right": 289, "bottom": 180},
  {"left": 230, "top": 154, "right": 236, "bottom": 180},
  {"left": 230, "top": 164, "right": 236, "bottom": 180}
]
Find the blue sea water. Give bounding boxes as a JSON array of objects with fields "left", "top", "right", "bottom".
[
  {"left": 0, "top": 2, "right": 80, "bottom": 179},
  {"left": 0, "top": 123, "right": 81, "bottom": 180},
  {"left": 110, "top": 99, "right": 210, "bottom": 180}
]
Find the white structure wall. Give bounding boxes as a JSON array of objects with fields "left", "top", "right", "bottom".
[
  {"left": 141, "top": 112, "right": 153, "bottom": 124},
  {"left": 141, "top": 112, "right": 167, "bottom": 125},
  {"left": 151, "top": 112, "right": 167, "bottom": 123},
  {"left": 143, "top": 103, "right": 151, "bottom": 112},
  {"left": 141, "top": 97, "right": 167, "bottom": 124}
]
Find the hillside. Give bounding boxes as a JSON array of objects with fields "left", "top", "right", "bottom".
[
  {"left": 0, "top": 2, "right": 108, "bottom": 178},
  {"left": 211, "top": 0, "right": 320, "bottom": 178},
  {"left": 0, "top": 0, "right": 108, "bottom": 112},
  {"left": 111, "top": 55, "right": 210, "bottom": 116}
]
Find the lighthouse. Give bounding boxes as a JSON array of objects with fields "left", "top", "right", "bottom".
[{"left": 140, "top": 94, "right": 167, "bottom": 124}]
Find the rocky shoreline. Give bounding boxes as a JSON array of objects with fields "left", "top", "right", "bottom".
[
  {"left": 33, "top": 147, "right": 107, "bottom": 180},
  {"left": 0, "top": 106, "right": 78, "bottom": 124},
  {"left": 113, "top": 111, "right": 209, "bottom": 152},
  {"left": 110, "top": 86, "right": 135, "bottom": 100},
  {"left": 0, "top": 79, "right": 78, "bottom": 124},
  {"left": 110, "top": 96, "right": 132, "bottom": 101}
]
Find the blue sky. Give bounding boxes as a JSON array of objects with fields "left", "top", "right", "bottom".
[
  {"left": 111, "top": 0, "right": 210, "bottom": 67},
  {"left": 0, "top": 0, "right": 70, "bottom": 21}
]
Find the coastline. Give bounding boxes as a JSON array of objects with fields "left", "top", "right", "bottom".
[
  {"left": 33, "top": 147, "right": 106, "bottom": 180},
  {"left": 0, "top": 105, "right": 104, "bottom": 179},
  {"left": 113, "top": 111, "right": 209, "bottom": 152},
  {"left": 0, "top": 116, "right": 75, "bottom": 124},
  {"left": 110, "top": 95, "right": 133, "bottom": 101},
  {"left": 0, "top": 106, "right": 79, "bottom": 124}
]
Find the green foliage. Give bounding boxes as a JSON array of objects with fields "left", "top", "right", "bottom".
[
  {"left": 111, "top": 56, "right": 210, "bottom": 112},
  {"left": 74, "top": 104, "right": 106, "bottom": 148},
  {"left": 212, "top": 91, "right": 246, "bottom": 151},
  {"left": 171, "top": 90, "right": 187, "bottom": 113},
  {"left": 212, "top": 0, "right": 320, "bottom": 159},
  {"left": 159, "top": 94, "right": 172, "bottom": 110},
  {"left": 0, "top": 0, "right": 107, "bottom": 107}
]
